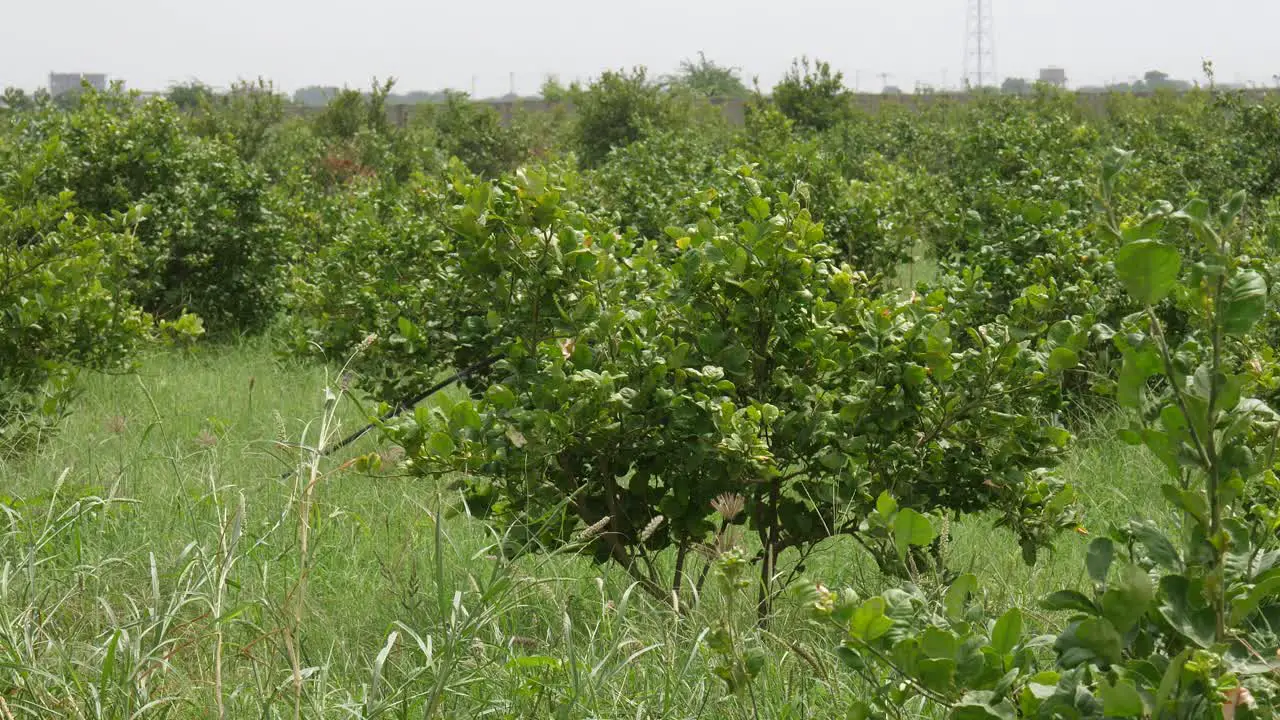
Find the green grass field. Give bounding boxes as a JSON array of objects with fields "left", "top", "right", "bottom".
[{"left": 0, "top": 341, "right": 1170, "bottom": 719}]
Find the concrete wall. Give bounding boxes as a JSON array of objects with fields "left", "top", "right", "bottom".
[{"left": 280, "top": 88, "right": 1280, "bottom": 129}]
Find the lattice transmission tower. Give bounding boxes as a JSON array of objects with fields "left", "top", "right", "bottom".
[{"left": 963, "top": 0, "right": 996, "bottom": 89}]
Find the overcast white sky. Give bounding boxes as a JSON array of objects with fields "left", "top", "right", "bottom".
[{"left": 3, "top": 0, "right": 1278, "bottom": 95}]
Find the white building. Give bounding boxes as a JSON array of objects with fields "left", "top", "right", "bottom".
[
  {"left": 1038, "top": 68, "right": 1068, "bottom": 88},
  {"left": 49, "top": 72, "right": 108, "bottom": 97}
]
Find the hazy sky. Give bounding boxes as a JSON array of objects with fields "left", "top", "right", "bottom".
[{"left": 4, "top": 0, "right": 1278, "bottom": 95}]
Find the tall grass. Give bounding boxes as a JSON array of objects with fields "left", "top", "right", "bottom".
[{"left": 0, "top": 341, "right": 1163, "bottom": 718}]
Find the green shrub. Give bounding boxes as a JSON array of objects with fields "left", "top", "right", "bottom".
[
  {"left": 570, "top": 68, "right": 678, "bottom": 167},
  {"left": 281, "top": 171, "right": 453, "bottom": 403},
  {"left": 425, "top": 91, "right": 528, "bottom": 177},
  {"left": 664, "top": 53, "right": 751, "bottom": 99},
  {"left": 590, "top": 128, "right": 729, "bottom": 239},
  {"left": 294, "top": 80, "right": 445, "bottom": 190},
  {"left": 0, "top": 190, "right": 149, "bottom": 449},
  {"left": 770, "top": 57, "right": 851, "bottom": 133},
  {"left": 184, "top": 78, "right": 287, "bottom": 164},
  {"left": 313, "top": 79, "right": 395, "bottom": 142},
  {"left": 384, "top": 167, "right": 1080, "bottom": 610},
  {"left": 14, "top": 90, "right": 284, "bottom": 334},
  {"left": 807, "top": 157, "right": 1280, "bottom": 720}
]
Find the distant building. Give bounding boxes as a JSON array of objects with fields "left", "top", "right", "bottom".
[
  {"left": 1038, "top": 67, "right": 1068, "bottom": 88},
  {"left": 49, "top": 72, "right": 108, "bottom": 97}
]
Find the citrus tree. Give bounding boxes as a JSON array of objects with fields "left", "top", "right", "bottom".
[
  {"left": 808, "top": 154, "right": 1280, "bottom": 719},
  {"left": 384, "top": 166, "right": 1080, "bottom": 612}
]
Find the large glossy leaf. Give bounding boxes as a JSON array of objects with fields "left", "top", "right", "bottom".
[
  {"left": 1055, "top": 618, "right": 1123, "bottom": 668},
  {"left": 849, "top": 597, "right": 893, "bottom": 643},
  {"left": 1158, "top": 575, "right": 1215, "bottom": 648},
  {"left": 1100, "top": 564, "right": 1154, "bottom": 632},
  {"left": 875, "top": 491, "right": 898, "bottom": 517},
  {"left": 427, "top": 431, "right": 456, "bottom": 456},
  {"left": 1128, "top": 520, "right": 1182, "bottom": 571},
  {"left": 1086, "top": 538, "right": 1114, "bottom": 585},
  {"left": 918, "top": 657, "right": 957, "bottom": 692},
  {"left": 990, "top": 608, "right": 1023, "bottom": 656},
  {"left": 1229, "top": 570, "right": 1280, "bottom": 626},
  {"left": 945, "top": 574, "right": 979, "bottom": 621},
  {"left": 1099, "top": 678, "right": 1146, "bottom": 717},
  {"left": 1047, "top": 346, "right": 1079, "bottom": 374},
  {"left": 1221, "top": 270, "right": 1268, "bottom": 335},
  {"left": 893, "top": 508, "right": 936, "bottom": 560},
  {"left": 1115, "top": 240, "right": 1181, "bottom": 306},
  {"left": 921, "top": 627, "right": 958, "bottom": 659}
]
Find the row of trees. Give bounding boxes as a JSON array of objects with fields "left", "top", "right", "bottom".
[{"left": 190, "top": 62, "right": 1203, "bottom": 108}]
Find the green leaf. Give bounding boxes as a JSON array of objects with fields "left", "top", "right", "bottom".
[
  {"left": 903, "top": 363, "right": 928, "bottom": 387},
  {"left": 1129, "top": 521, "right": 1182, "bottom": 570},
  {"left": 1117, "top": 352, "right": 1153, "bottom": 409},
  {"left": 952, "top": 691, "right": 1017, "bottom": 720},
  {"left": 893, "top": 509, "right": 936, "bottom": 560},
  {"left": 1047, "top": 347, "right": 1079, "bottom": 374},
  {"left": 1229, "top": 570, "right": 1280, "bottom": 625},
  {"left": 486, "top": 384, "right": 517, "bottom": 410},
  {"left": 746, "top": 196, "right": 771, "bottom": 222},
  {"left": 1115, "top": 240, "right": 1181, "bottom": 306},
  {"left": 1158, "top": 575, "right": 1215, "bottom": 648},
  {"left": 1221, "top": 270, "right": 1268, "bottom": 336},
  {"left": 1160, "top": 485, "right": 1209, "bottom": 528},
  {"left": 955, "top": 637, "right": 986, "bottom": 682},
  {"left": 945, "top": 574, "right": 979, "bottom": 621},
  {"left": 1086, "top": 538, "right": 1114, "bottom": 585},
  {"left": 921, "top": 627, "right": 958, "bottom": 659},
  {"left": 990, "top": 608, "right": 1023, "bottom": 655},
  {"left": 1101, "top": 147, "right": 1134, "bottom": 191},
  {"left": 818, "top": 449, "right": 846, "bottom": 469},
  {"left": 991, "top": 668, "right": 1019, "bottom": 702},
  {"left": 835, "top": 645, "right": 864, "bottom": 671},
  {"left": 1099, "top": 678, "right": 1145, "bottom": 717},
  {"left": 396, "top": 315, "right": 416, "bottom": 339},
  {"left": 426, "top": 431, "right": 456, "bottom": 456},
  {"left": 1156, "top": 648, "right": 1191, "bottom": 710},
  {"left": 1221, "top": 190, "right": 1247, "bottom": 227},
  {"left": 849, "top": 597, "right": 893, "bottom": 642},
  {"left": 1056, "top": 617, "right": 1123, "bottom": 667},
  {"left": 1175, "top": 198, "right": 1211, "bottom": 227},
  {"left": 918, "top": 657, "right": 957, "bottom": 692},
  {"left": 101, "top": 629, "right": 120, "bottom": 687},
  {"left": 448, "top": 401, "right": 483, "bottom": 432},
  {"left": 1100, "top": 564, "right": 1154, "bottom": 632},
  {"left": 875, "top": 491, "right": 898, "bottom": 517},
  {"left": 1040, "top": 590, "right": 1097, "bottom": 615}
]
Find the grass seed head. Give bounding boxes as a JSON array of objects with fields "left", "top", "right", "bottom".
[{"left": 579, "top": 515, "right": 611, "bottom": 540}]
